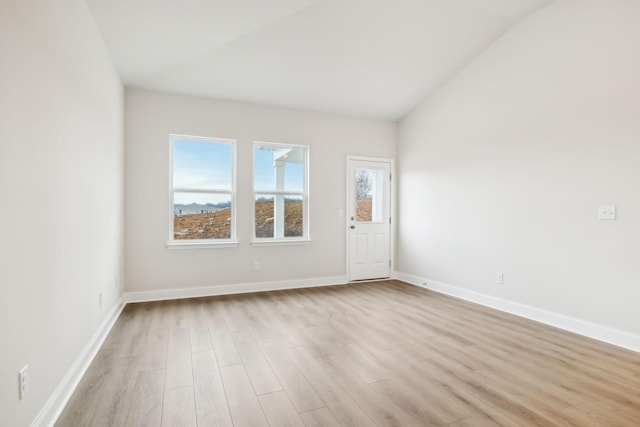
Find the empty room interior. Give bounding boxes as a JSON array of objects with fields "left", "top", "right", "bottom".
[{"left": 2, "top": 0, "right": 640, "bottom": 425}]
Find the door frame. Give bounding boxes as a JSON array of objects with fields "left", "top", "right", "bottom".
[{"left": 346, "top": 155, "right": 396, "bottom": 282}]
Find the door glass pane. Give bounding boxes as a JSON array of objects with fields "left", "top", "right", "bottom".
[{"left": 355, "top": 167, "right": 384, "bottom": 223}]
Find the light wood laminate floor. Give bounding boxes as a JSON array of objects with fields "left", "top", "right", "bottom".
[{"left": 56, "top": 280, "right": 640, "bottom": 426}]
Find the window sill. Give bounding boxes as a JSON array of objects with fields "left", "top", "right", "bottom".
[
  {"left": 251, "top": 239, "right": 312, "bottom": 247},
  {"left": 167, "top": 240, "right": 239, "bottom": 249}
]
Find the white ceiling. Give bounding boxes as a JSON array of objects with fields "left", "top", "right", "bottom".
[{"left": 87, "top": 0, "right": 552, "bottom": 121}]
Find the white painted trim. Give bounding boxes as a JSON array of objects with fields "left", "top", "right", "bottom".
[
  {"left": 251, "top": 239, "right": 312, "bottom": 247},
  {"left": 166, "top": 240, "right": 239, "bottom": 249},
  {"left": 124, "top": 275, "right": 348, "bottom": 303},
  {"left": 32, "top": 298, "right": 126, "bottom": 427},
  {"left": 31, "top": 275, "right": 344, "bottom": 425},
  {"left": 395, "top": 271, "right": 640, "bottom": 353}
]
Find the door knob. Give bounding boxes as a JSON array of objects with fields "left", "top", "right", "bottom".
[{"left": 350, "top": 225, "right": 355, "bottom": 229}]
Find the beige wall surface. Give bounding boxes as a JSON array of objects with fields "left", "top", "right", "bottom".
[
  {"left": 0, "top": 0, "right": 124, "bottom": 425},
  {"left": 125, "top": 89, "right": 396, "bottom": 293},
  {"left": 398, "top": 0, "right": 640, "bottom": 336},
  {"left": 7, "top": 0, "right": 640, "bottom": 423}
]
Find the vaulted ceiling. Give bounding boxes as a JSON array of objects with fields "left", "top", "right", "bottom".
[{"left": 87, "top": 0, "right": 552, "bottom": 120}]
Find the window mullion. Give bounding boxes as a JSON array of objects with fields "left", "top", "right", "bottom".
[{"left": 174, "top": 188, "right": 231, "bottom": 194}]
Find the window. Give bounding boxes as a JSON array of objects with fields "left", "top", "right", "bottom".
[
  {"left": 169, "top": 135, "right": 236, "bottom": 247},
  {"left": 253, "top": 142, "right": 309, "bottom": 244}
]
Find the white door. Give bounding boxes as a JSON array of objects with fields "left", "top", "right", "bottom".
[{"left": 348, "top": 158, "right": 391, "bottom": 281}]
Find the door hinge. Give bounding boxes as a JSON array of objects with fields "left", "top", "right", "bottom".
[
  {"left": 389, "top": 217, "right": 391, "bottom": 224},
  {"left": 389, "top": 260, "right": 391, "bottom": 268},
  {"left": 390, "top": 174, "right": 392, "bottom": 181}
]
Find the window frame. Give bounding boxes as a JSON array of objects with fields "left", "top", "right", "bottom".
[
  {"left": 252, "top": 141, "right": 310, "bottom": 246},
  {"left": 167, "top": 134, "right": 238, "bottom": 249}
]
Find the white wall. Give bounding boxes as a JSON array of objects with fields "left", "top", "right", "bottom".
[
  {"left": 0, "top": 0, "right": 124, "bottom": 425},
  {"left": 398, "top": 0, "right": 640, "bottom": 341},
  {"left": 125, "top": 89, "right": 396, "bottom": 293}
]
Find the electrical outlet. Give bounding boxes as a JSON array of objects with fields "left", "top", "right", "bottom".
[
  {"left": 19, "top": 365, "right": 29, "bottom": 400},
  {"left": 496, "top": 272, "right": 504, "bottom": 285},
  {"left": 252, "top": 261, "right": 260, "bottom": 272},
  {"left": 598, "top": 205, "right": 616, "bottom": 220}
]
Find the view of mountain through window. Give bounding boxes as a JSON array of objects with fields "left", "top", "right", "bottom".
[
  {"left": 171, "top": 136, "right": 235, "bottom": 241},
  {"left": 170, "top": 136, "right": 308, "bottom": 243}
]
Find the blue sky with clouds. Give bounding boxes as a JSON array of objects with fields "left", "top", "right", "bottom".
[{"left": 173, "top": 138, "right": 303, "bottom": 205}]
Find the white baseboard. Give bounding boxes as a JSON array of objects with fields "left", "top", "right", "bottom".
[
  {"left": 32, "top": 298, "right": 126, "bottom": 427},
  {"left": 124, "top": 275, "right": 348, "bottom": 303},
  {"left": 32, "top": 276, "right": 346, "bottom": 426},
  {"left": 37, "top": 271, "right": 637, "bottom": 427},
  {"left": 396, "top": 271, "right": 640, "bottom": 353}
]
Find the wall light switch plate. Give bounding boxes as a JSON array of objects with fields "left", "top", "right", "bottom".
[{"left": 598, "top": 205, "right": 616, "bottom": 220}]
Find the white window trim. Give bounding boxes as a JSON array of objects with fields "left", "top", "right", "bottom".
[
  {"left": 167, "top": 241, "right": 239, "bottom": 249},
  {"left": 251, "top": 239, "right": 311, "bottom": 247},
  {"left": 167, "top": 134, "right": 238, "bottom": 248},
  {"left": 251, "top": 141, "right": 310, "bottom": 245}
]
